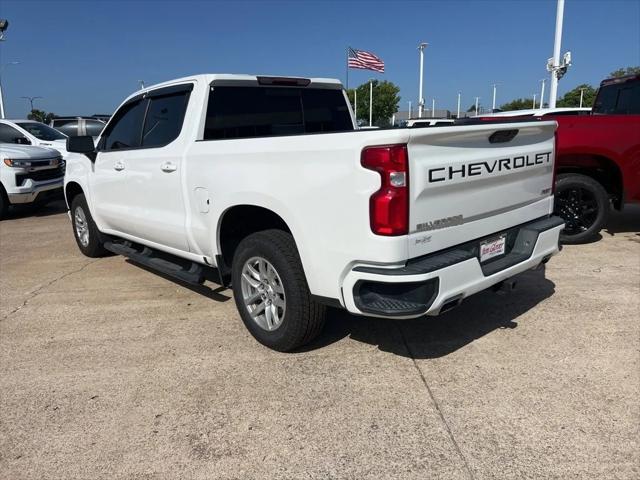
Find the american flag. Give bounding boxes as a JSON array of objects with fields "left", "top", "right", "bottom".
[{"left": 348, "top": 47, "right": 385, "bottom": 73}]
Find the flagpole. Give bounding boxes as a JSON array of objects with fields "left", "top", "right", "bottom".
[{"left": 346, "top": 47, "right": 349, "bottom": 90}]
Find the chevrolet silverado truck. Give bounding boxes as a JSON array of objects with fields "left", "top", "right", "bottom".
[
  {"left": 0, "top": 144, "right": 64, "bottom": 219},
  {"left": 64, "top": 74, "right": 564, "bottom": 351}
]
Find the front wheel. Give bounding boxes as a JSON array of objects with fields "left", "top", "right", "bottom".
[
  {"left": 231, "top": 229, "right": 325, "bottom": 352},
  {"left": 554, "top": 173, "right": 610, "bottom": 244},
  {"left": 70, "top": 194, "right": 108, "bottom": 257}
]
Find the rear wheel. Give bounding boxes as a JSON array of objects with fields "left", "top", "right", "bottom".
[
  {"left": 554, "top": 173, "right": 609, "bottom": 244},
  {"left": 231, "top": 229, "right": 325, "bottom": 352},
  {"left": 70, "top": 194, "right": 108, "bottom": 257}
]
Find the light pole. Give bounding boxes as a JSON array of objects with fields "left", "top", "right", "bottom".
[
  {"left": 407, "top": 101, "right": 412, "bottom": 120},
  {"left": 138, "top": 80, "right": 145, "bottom": 90},
  {"left": 21, "top": 96, "right": 42, "bottom": 111},
  {"left": 474, "top": 97, "right": 480, "bottom": 116},
  {"left": 540, "top": 78, "right": 546, "bottom": 108},
  {"left": 354, "top": 89, "right": 357, "bottom": 123},
  {"left": 457, "top": 92, "right": 461, "bottom": 118},
  {"left": 369, "top": 79, "right": 373, "bottom": 127},
  {"left": 431, "top": 98, "right": 435, "bottom": 118},
  {"left": 491, "top": 83, "right": 499, "bottom": 111},
  {"left": 532, "top": 93, "right": 537, "bottom": 109},
  {"left": 579, "top": 87, "right": 585, "bottom": 108},
  {"left": 417, "top": 42, "right": 428, "bottom": 118},
  {"left": 0, "top": 19, "right": 16, "bottom": 119},
  {"left": 548, "top": 0, "right": 568, "bottom": 108}
]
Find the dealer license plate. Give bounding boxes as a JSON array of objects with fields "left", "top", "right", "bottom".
[{"left": 480, "top": 235, "right": 506, "bottom": 263}]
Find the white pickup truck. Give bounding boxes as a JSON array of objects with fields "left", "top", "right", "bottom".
[
  {"left": 64, "top": 74, "right": 564, "bottom": 351},
  {"left": 0, "top": 144, "right": 64, "bottom": 219}
]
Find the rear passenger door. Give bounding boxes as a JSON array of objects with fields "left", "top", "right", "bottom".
[{"left": 93, "top": 84, "right": 193, "bottom": 252}]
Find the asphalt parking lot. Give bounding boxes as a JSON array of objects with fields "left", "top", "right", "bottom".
[{"left": 1, "top": 201, "right": 638, "bottom": 480}]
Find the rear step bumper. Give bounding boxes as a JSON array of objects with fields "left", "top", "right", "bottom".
[{"left": 342, "top": 216, "right": 564, "bottom": 319}]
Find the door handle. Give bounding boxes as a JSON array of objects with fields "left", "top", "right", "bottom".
[
  {"left": 161, "top": 162, "right": 177, "bottom": 173},
  {"left": 114, "top": 161, "right": 125, "bottom": 171}
]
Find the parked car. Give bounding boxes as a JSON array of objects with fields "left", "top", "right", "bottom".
[
  {"left": 405, "top": 118, "right": 456, "bottom": 127},
  {"left": 64, "top": 73, "right": 563, "bottom": 351},
  {"left": 0, "top": 144, "right": 64, "bottom": 219},
  {"left": 0, "top": 119, "right": 70, "bottom": 158},
  {"left": 50, "top": 117, "right": 106, "bottom": 140}
]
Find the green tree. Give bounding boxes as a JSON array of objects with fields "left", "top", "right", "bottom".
[
  {"left": 499, "top": 98, "right": 535, "bottom": 111},
  {"left": 27, "top": 109, "right": 55, "bottom": 123},
  {"left": 609, "top": 66, "right": 640, "bottom": 78},
  {"left": 347, "top": 80, "right": 400, "bottom": 127},
  {"left": 556, "top": 84, "right": 597, "bottom": 108}
]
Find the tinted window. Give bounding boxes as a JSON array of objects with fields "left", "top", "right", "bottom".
[
  {"left": 204, "top": 86, "right": 353, "bottom": 140},
  {"left": 84, "top": 120, "right": 105, "bottom": 137},
  {"left": 16, "top": 122, "right": 66, "bottom": 141},
  {"left": 141, "top": 92, "right": 189, "bottom": 147},
  {"left": 0, "top": 123, "right": 24, "bottom": 143},
  {"left": 101, "top": 100, "right": 146, "bottom": 151},
  {"left": 593, "top": 79, "right": 640, "bottom": 114}
]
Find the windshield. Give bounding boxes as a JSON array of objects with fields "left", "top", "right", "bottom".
[{"left": 16, "top": 122, "right": 67, "bottom": 141}]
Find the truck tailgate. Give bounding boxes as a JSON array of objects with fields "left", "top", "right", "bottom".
[{"left": 407, "top": 121, "right": 556, "bottom": 258}]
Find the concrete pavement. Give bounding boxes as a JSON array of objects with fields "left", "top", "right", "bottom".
[{"left": 1, "top": 201, "right": 638, "bottom": 479}]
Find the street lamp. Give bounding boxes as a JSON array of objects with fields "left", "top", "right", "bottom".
[
  {"left": 417, "top": 42, "right": 428, "bottom": 118},
  {"left": 532, "top": 93, "right": 537, "bottom": 109},
  {"left": 0, "top": 19, "right": 17, "bottom": 119},
  {"left": 0, "top": 60, "right": 20, "bottom": 119},
  {"left": 474, "top": 96, "right": 480, "bottom": 116},
  {"left": 539, "top": 78, "right": 546, "bottom": 109},
  {"left": 21, "top": 96, "right": 43, "bottom": 111},
  {"left": 457, "top": 92, "right": 461, "bottom": 118},
  {"left": 491, "top": 83, "right": 500, "bottom": 111}
]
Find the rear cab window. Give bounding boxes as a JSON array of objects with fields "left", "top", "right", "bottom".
[
  {"left": 593, "top": 76, "right": 640, "bottom": 114},
  {"left": 204, "top": 85, "right": 353, "bottom": 140}
]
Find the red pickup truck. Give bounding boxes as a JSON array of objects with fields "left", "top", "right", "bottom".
[
  {"left": 479, "top": 74, "right": 639, "bottom": 243},
  {"left": 551, "top": 74, "right": 640, "bottom": 243}
]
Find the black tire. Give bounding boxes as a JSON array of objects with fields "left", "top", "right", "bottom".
[
  {"left": 0, "top": 185, "right": 8, "bottom": 220},
  {"left": 70, "top": 194, "right": 108, "bottom": 257},
  {"left": 231, "top": 229, "right": 326, "bottom": 352},
  {"left": 554, "top": 173, "right": 609, "bottom": 244}
]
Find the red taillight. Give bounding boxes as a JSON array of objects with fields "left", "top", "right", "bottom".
[{"left": 361, "top": 144, "right": 409, "bottom": 236}]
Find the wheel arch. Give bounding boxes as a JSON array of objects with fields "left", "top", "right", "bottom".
[
  {"left": 556, "top": 153, "right": 624, "bottom": 209},
  {"left": 217, "top": 204, "right": 296, "bottom": 270},
  {"left": 64, "top": 181, "right": 85, "bottom": 209}
]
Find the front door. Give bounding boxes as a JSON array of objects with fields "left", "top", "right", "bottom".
[{"left": 90, "top": 85, "right": 192, "bottom": 252}]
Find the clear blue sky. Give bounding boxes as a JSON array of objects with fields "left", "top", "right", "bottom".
[{"left": 1, "top": 0, "right": 638, "bottom": 117}]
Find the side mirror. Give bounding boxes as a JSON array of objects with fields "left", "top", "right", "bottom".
[
  {"left": 67, "top": 135, "right": 96, "bottom": 162},
  {"left": 14, "top": 136, "right": 31, "bottom": 145}
]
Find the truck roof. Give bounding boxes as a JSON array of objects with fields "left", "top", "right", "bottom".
[{"left": 131, "top": 74, "right": 343, "bottom": 99}]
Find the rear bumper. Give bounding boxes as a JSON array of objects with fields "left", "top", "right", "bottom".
[{"left": 341, "top": 216, "right": 564, "bottom": 318}]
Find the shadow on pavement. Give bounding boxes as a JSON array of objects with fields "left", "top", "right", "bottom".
[
  {"left": 303, "top": 266, "right": 556, "bottom": 359},
  {"left": 603, "top": 204, "right": 640, "bottom": 237},
  {"left": 4, "top": 199, "right": 68, "bottom": 220}
]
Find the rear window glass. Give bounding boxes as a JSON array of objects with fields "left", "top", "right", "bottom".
[
  {"left": 593, "top": 79, "right": 640, "bottom": 114},
  {"left": 204, "top": 86, "right": 353, "bottom": 140}
]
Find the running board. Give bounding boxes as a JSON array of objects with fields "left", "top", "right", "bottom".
[{"left": 104, "top": 241, "right": 206, "bottom": 285}]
